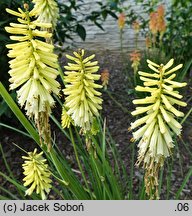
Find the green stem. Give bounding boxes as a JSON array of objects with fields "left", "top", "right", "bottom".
[
  {"left": 120, "top": 29, "right": 123, "bottom": 53},
  {"left": 133, "top": 69, "right": 137, "bottom": 87},
  {"left": 58, "top": 64, "right": 65, "bottom": 86},
  {"left": 181, "top": 107, "right": 192, "bottom": 125},
  {"left": 128, "top": 142, "right": 135, "bottom": 199},
  {"left": 105, "top": 90, "right": 131, "bottom": 114},
  {"left": 135, "top": 32, "right": 138, "bottom": 50},
  {"left": 175, "top": 167, "right": 192, "bottom": 199},
  {"left": 69, "top": 127, "right": 92, "bottom": 198},
  {"left": 0, "top": 144, "right": 25, "bottom": 199}
]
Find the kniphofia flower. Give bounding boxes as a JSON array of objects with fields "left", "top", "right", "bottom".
[
  {"left": 118, "top": 13, "right": 126, "bottom": 30},
  {"left": 149, "top": 5, "right": 166, "bottom": 37},
  {"left": 63, "top": 49, "right": 103, "bottom": 131},
  {"left": 130, "top": 58, "right": 187, "bottom": 199},
  {"left": 101, "top": 69, "right": 109, "bottom": 89},
  {"left": 61, "top": 106, "right": 73, "bottom": 129},
  {"left": 145, "top": 36, "right": 152, "bottom": 49},
  {"left": 5, "top": 7, "right": 60, "bottom": 119},
  {"left": 5, "top": 7, "right": 60, "bottom": 149},
  {"left": 31, "top": 0, "right": 59, "bottom": 29},
  {"left": 22, "top": 148, "right": 52, "bottom": 200},
  {"left": 132, "top": 20, "right": 140, "bottom": 33},
  {"left": 129, "top": 50, "right": 141, "bottom": 73},
  {"left": 157, "top": 4, "right": 166, "bottom": 37},
  {"left": 149, "top": 12, "right": 158, "bottom": 35}
]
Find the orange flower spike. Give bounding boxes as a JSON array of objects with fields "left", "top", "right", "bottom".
[
  {"left": 129, "top": 50, "right": 141, "bottom": 62},
  {"left": 149, "top": 12, "right": 158, "bottom": 34},
  {"left": 130, "top": 50, "right": 141, "bottom": 73},
  {"left": 101, "top": 69, "right": 110, "bottom": 89},
  {"left": 118, "top": 13, "right": 126, "bottom": 30},
  {"left": 157, "top": 4, "right": 166, "bottom": 34},
  {"left": 157, "top": 4, "right": 165, "bottom": 17},
  {"left": 132, "top": 20, "right": 140, "bottom": 33}
]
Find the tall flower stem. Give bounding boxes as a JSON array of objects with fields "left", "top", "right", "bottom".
[
  {"left": 58, "top": 64, "right": 65, "bottom": 85},
  {"left": 69, "top": 127, "right": 92, "bottom": 198},
  {"left": 181, "top": 107, "right": 192, "bottom": 125},
  {"left": 106, "top": 90, "right": 131, "bottom": 114},
  {"left": 120, "top": 29, "right": 123, "bottom": 53}
]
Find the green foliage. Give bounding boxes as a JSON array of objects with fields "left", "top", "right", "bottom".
[
  {"left": 76, "top": 24, "right": 86, "bottom": 41},
  {"left": 0, "top": 82, "right": 123, "bottom": 199},
  {"left": 163, "top": 0, "right": 192, "bottom": 63},
  {"left": 55, "top": 0, "right": 117, "bottom": 43},
  {"left": 0, "top": 92, "right": 16, "bottom": 118}
]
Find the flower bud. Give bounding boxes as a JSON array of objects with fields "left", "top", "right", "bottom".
[{"left": 22, "top": 148, "right": 52, "bottom": 199}]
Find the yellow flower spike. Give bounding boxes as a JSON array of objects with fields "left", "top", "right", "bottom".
[
  {"left": 63, "top": 49, "right": 103, "bottom": 132},
  {"left": 5, "top": 7, "right": 60, "bottom": 117},
  {"left": 148, "top": 64, "right": 160, "bottom": 73},
  {"left": 133, "top": 96, "right": 155, "bottom": 105},
  {"left": 166, "top": 96, "right": 187, "bottom": 107},
  {"left": 5, "top": 7, "right": 60, "bottom": 149},
  {"left": 61, "top": 106, "right": 73, "bottom": 129},
  {"left": 22, "top": 149, "right": 52, "bottom": 200},
  {"left": 162, "top": 89, "right": 182, "bottom": 99},
  {"left": 130, "top": 58, "right": 187, "bottom": 199},
  {"left": 31, "top": 0, "right": 59, "bottom": 29},
  {"left": 131, "top": 115, "right": 150, "bottom": 129}
]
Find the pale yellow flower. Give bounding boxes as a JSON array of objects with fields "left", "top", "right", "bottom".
[
  {"left": 22, "top": 148, "right": 52, "bottom": 200},
  {"left": 61, "top": 106, "right": 73, "bottom": 129},
  {"left": 5, "top": 7, "right": 60, "bottom": 120},
  {"left": 130, "top": 58, "right": 187, "bottom": 199},
  {"left": 63, "top": 49, "right": 103, "bottom": 131},
  {"left": 31, "top": 0, "right": 59, "bottom": 29}
]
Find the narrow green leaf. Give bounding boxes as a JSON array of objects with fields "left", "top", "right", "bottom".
[{"left": 175, "top": 167, "right": 192, "bottom": 199}]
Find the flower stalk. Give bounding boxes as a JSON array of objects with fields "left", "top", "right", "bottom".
[
  {"left": 22, "top": 148, "right": 52, "bottom": 200},
  {"left": 130, "top": 58, "right": 187, "bottom": 199},
  {"left": 5, "top": 6, "right": 60, "bottom": 150},
  {"left": 62, "top": 49, "right": 103, "bottom": 133}
]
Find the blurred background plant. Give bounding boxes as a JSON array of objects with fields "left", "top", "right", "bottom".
[
  {"left": 55, "top": 0, "right": 117, "bottom": 44},
  {"left": 110, "top": 0, "right": 192, "bottom": 93}
]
